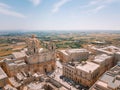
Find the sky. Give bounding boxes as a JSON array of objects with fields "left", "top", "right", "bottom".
[{"left": 0, "top": 0, "right": 120, "bottom": 31}]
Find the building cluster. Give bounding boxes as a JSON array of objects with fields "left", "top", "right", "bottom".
[
  {"left": 0, "top": 35, "right": 58, "bottom": 90},
  {"left": 1, "top": 71, "right": 68, "bottom": 90},
  {"left": 2, "top": 35, "right": 56, "bottom": 77},
  {"left": 58, "top": 45, "right": 120, "bottom": 89},
  {"left": 0, "top": 35, "right": 120, "bottom": 90},
  {"left": 8, "top": 72, "right": 68, "bottom": 90},
  {"left": 62, "top": 54, "right": 114, "bottom": 87},
  {"left": 90, "top": 64, "right": 120, "bottom": 90}
]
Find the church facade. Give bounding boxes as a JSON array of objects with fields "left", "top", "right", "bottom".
[{"left": 4, "top": 35, "right": 56, "bottom": 76}]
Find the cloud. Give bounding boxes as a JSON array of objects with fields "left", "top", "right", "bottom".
[
  {"left": 82, "top": 0, "right": 114, "bottom": 7},
  {"left": 0, "top": 8, "right": 26, "bottom": 18},
  {"left": 0, "top": 3, "right": 26, "bottom": 18},
  {"left": 52, "top": 0, "right": 71, "bottom": 13},
  {"left": 83, "top": 5, "right": 106, "bottom": 14},
  {"left": 29, "top": 0, "right": 41, "bottom": 6},
  {"left": 0, "top": 2, "right": 11, "bottom": 9},
  {"left": 93, "top": 5, "right": 106, "bottom": 12},
  {"left": 80, "top": 0, "right": 116, "bottom": 14}
]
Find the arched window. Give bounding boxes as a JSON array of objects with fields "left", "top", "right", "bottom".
[{"left": 34, "top": 48, "right": 36, "bottom": 53}]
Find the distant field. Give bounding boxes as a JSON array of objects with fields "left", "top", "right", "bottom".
[
  {"left": 0, "top": 43, "right": 26, "bottom": 57},
  {"left": 0, "top": 32, "right": 120, "bottom": 58},
  {"left": 0, "top": 44, "right": 9, "bottom": 47},
  {"left": 0, "top": 36, "right": 26, "bottom": 58},
  {"left": 12, "top": 44, "right": 26, "bottom": 51},
  {"left": 0, "top": 48, "right": 12, "bottom": 57}
]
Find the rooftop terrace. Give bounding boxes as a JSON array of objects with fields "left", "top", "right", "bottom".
[
  {"left": 90, "top": 65, "right": 120, "bottom": 90},
  {"left": 93, "top": 54, "right": 112, "bottom": 64},
  {"left": 76, "top": 61, "right": 100, "bottom": 73}
]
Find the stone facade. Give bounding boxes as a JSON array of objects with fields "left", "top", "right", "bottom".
[
  {"left": 7, "top": 72, "right": 68, "bottom": 90},
  {"left": 90, "top": 46, "right": 120, "bottom": 66},
  {"left": 3, "top": 35, "right": 56, "bottom": 77},
  {"left": 25, "top": 35, "right": 56, "bottom": 74},
  {"left": 63, "top": 61, "right": 100, "bottom": 87},
  {"left": 27, "top": 60, "right": 55, "bottom": 74},
  {"left": 63, "top": 54, "right": 115, "bottom": 87},
  {"left": 26, "top": 34, "right": 40, "bottom": 55},
  {"left": 89, "top": 65, "right": 120, "bottom": 90},
  {"left": 0, "top": 67, "right": 8, "bottom": 88},
  {"left": 58, "top": 49, "right": 89, "bottom": 62},
  {"left": 115, "top": 52, "right": 120, "bottom": 62},
  {"left": 4, "top": 58, "right": 28, "bottom": 77},
  {"left": 92, "top": 54, "right": 114, "bottom": 76}
]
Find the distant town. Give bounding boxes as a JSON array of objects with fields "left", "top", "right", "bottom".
[{"left": 0, "top": 31, "right": 120, "bottom": 90}]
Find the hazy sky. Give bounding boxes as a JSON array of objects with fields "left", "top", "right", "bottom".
[{"left": 0, "top": 0, "right": 120, "bottom": 31}]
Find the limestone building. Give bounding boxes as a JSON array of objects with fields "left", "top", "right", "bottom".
[
  {"left": 92, "top": 54, "right": 114, "bottom": 75},
  {"left": 63, "top": 61, "right": 100, "bottom": 87},
  {"left": 0, "top": 67, "right": 8, "bottom": 88},
  {"left": 58, "top": 49, "right": 89, "bottom": 62},
  {"left": 25, "top": 35, "right": 56, "bottom": 74},
  {"left": 91, "top": 46, "right": 120, "bottom": 55},
  {"left": 92, "top": 46, "right": 120, "bottom": 64},
  {"left": 3, "top": 84, "right": 17, "bottom": 90},
  {"left": 115, "top": 52, "right": 120, "bottom": 62},
  {"left": 26, "top": 35, "right": 40, "bottom": 55},
  {"left": 4, "top": 58, "right": 28, "bottom": 77},
  {"left": 7, "top": 72, "right": 68, "bottom": 90},
  {"left": 62, "top": 53, "right": 116, "bottom": 87},
  {"left": 4, "top": 35, "right": 56, "bottom": 76},
  {"left": 12, "top": 52, "right": 26, "bottom": 60},
  {"left": 89, "top": 65, "right": 120, "bottom": 90}
]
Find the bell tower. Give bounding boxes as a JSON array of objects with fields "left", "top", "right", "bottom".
[
  {"left": 26, "top": 35, "right": 40, "bottom": 55},
  {"left": 47, "top": 41, "right": 56, "bottom": 51}
]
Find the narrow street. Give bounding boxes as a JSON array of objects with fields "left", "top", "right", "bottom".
[{"left": 50, "top": 59, "right": 77, "bottom": 90}]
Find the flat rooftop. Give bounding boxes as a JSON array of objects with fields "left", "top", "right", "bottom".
[
  {"left": 103, "top": 46, "right": 120, "bottom": 51},
  {"left": 4, "top": 84, "right": 17, "bottom": 90},
  {"left": 99, "top": 46, "right": 120, "bottom": 54},
  {"left": 116, "top": 52, "right": 120, "bottom": 54},
  {"left": 27, "top": 82, "right": 44, "bottom": 90},
  {"left": 93, "top": 54, "right": 111, "bottom": 64},
  {"left": 92, "top": 46, "right": 120, "bottom": 55},
  {"left": 12, "top": 52, "right": 26, "bottom": 59},
  {"left": 66, "top": 49, "right": 88, "bottom": 54},
  {"left": 0, "top": 67, "right": 7, "bottom": 80},
  {"left": 59, "top": 48, "right": 88, "bottom": 55},
  {"left": 59, "top": 50, "right": 69, "bottom": 56},
  {"left": 99, "top": 65, "right": 120, "bottom": 89},
  {"left": 76, "top": 61, "right": 100, "bottom": 73},
  {"left": 96, "top": 80, "right": 108, "bottom": 88},
  {"left": 90, "top": 65, "right": 120, "bottom": 90},
  {"left": 96, "top": 48, "right": 113, "bottom": 55}
]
